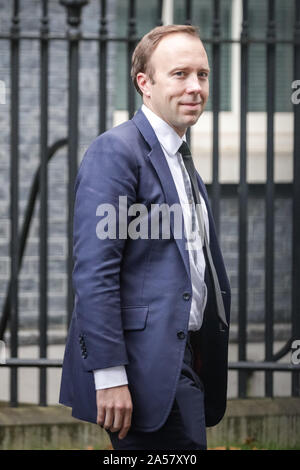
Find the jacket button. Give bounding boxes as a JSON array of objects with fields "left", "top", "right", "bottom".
[
  {"left": 177, "top": 331, "right": 186, "bottom": 340},
  {"left": 183, "top": 292, "right": 191, "bottom": 301}
]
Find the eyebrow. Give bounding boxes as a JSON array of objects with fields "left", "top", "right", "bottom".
[{"left": 169, "top": 66, "right": 211, "bottom": 74}]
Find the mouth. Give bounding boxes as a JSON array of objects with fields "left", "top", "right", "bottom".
[{"left": 179, "top": 102, "right": 202, "bottom": 108}]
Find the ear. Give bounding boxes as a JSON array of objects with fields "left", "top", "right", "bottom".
[{"left": 136, "top": 72, "right": 151, "bottom": 98}]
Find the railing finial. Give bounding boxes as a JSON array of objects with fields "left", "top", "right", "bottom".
[{"left": 60, "top": 0, "right": 90, "bottom": 40}]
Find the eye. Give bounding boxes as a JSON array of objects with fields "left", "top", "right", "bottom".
[
  {"left": 198, "top": 71, "right": 209, "bottom": 78},
  {"left": 174, "top": 71, "right": 185, "bottom": 77}
]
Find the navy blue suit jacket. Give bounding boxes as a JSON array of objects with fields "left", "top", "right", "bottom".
[{"left": 59, "top": 108, "right": 231, "bottom": 431}]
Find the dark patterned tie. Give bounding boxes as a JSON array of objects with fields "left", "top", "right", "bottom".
[{"left": 179, "top": 141, "right": 228, "bottom": 329}]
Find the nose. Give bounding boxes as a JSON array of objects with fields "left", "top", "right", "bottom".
[{"left": 186, "top": 74, "right": 201, "bottom": 94}]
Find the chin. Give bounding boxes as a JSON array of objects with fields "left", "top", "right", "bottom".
[{"left": 184, "top": 116, "right": 200, "bottom": 127}]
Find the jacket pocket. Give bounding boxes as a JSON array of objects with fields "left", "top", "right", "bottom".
[{"left": 121, "top": 306, "right": 149, "bottom": 331}]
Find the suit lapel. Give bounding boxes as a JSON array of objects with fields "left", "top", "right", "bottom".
[{"left": 132, "top": 109, "right": 191, "bottom": 281}]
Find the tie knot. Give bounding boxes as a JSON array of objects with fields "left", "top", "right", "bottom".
[{"left": 178, "top": 141, "right": 191, "bottom": 158}]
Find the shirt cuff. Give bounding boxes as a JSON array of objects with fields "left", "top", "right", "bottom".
[{"left": 93, "top": 365, "right": 128, "bottom": 390}]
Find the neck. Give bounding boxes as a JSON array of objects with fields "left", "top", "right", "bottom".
[{"left": 143, "top": 101, "right": 187, "bottom": 138}]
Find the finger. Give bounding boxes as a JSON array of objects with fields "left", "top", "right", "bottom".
[
  {"left": 97, "top": 405, "right": 105, "bottom": 427},
  {"left": 118, "top": 407, "right": 132, "bottom": 439},
  {"left": 103, "top": 406, "right": 114, "bottom": 430},
  {"left": 110, "top": 407, "right": 124, "bottom": 433}
]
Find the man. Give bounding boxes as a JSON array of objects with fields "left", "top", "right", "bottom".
[{"left": 59, "top": 24, "right": 231, "bottom": 450}]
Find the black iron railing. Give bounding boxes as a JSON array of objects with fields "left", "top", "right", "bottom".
[{"left": 0, "top": 0, "right": 299, "bottom": 407}]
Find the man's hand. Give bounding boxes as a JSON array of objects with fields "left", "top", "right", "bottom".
[{"left": 96, "top": 385, "right": 133, "bottom": 440}]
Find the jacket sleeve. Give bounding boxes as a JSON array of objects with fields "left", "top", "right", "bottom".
[{"left": 72, "top": 130, "right": 138, "bottom": 371}]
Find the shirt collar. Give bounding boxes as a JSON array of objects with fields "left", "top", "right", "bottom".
[{"left": 141, "top": 104, "right": 186, "bottom": 156}]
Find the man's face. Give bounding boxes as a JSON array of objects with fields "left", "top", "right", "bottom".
[{"left": 138, "top": 33, "right": 210, "bottom": 137}]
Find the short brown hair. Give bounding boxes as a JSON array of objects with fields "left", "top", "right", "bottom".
[{"left": 131, "top": 24, "right": 201, "bottom": 96}]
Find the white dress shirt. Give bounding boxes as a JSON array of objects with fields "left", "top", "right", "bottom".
[{"left": 93, "top": 104, "right": 209, "bottom": 390}]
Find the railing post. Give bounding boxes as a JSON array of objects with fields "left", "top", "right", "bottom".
[
  {"left": 185, "top": 1, "right": 192, "bottom": 147},
  {"left": 99, "top": 0, "right": 107, "bottom": 134},
  {"left": 39, "top": 0, "right": 50, "bottom": 407},
  {"left": 265, "top": 0, "right": 276, "bottom": 398},
  {"left": 211, "top": 0, "right": 221, "bottom": 236},
  {"left": 292, "top": 0, "right": 300, "bottom": 397},
  {"left": 238, "top": 0, "right": 249, "bottom": 398},
  {"left": 127, "top": 0, "right": 136, "bottom": 119},
  {"left": 9, "top": 0, "right": 20, "bottom": 408},
  {"left": 59, "top": 0, "right": 89, "bottom": 327},
  {"left": 156, "top": 0, "right": 163, "bottom": 26},
  {"left": 184, "top": 0, "right": 192, "bottom": 25}
]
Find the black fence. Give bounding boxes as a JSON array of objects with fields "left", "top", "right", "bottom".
[{"left": 0, "top": 0, "right": 299, "bottom": 407}]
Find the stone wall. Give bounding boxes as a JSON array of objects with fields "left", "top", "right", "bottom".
[{"left": 0, "top": 398, "right": 299, "bottom": 449}]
